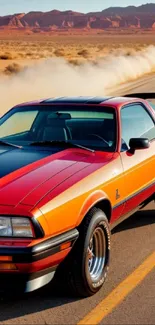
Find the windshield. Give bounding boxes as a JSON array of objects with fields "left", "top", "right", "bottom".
[{"left": 0, "top": 105, "right": 117, "bottom": 152}]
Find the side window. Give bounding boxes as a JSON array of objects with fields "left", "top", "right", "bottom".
[{"left": 121, "top": 104, "right": 155, "bottom": 150}]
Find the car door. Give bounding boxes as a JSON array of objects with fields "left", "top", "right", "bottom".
[{"left": 120, "top": 102, "right": 155, "bottom": 215}]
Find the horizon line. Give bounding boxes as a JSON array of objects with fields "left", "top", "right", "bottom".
[{"left": 1, "top": 2, "right": 154, "bottom": 17}]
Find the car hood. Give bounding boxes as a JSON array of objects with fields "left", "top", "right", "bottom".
[{"left": 0, "top": 146, "right": 114, "bottom": 208}]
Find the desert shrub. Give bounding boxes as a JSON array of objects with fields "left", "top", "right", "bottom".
[
  {"left": 25, "top": 51, "right": 34, "bottom": 57},
  {"left": 53, "top": 48, "right": 65, "bottom": 57},
  {"left": 18, "top": 52, "right": 25, "bottom": 58},
  {"left": 0, "top": 52, "right": 13, "bottom": 60},
  {"left": 4, "top": 63, "right": 22, "bottom": 75},
  {"left": 77, "top": 49, "right": 89, "bottom": 58},
  {"left": 97, "top": 45, "right": 105, "bottom": 52},
  {"left": 68, "top": 58, "right": 81, "bottom": 66}
]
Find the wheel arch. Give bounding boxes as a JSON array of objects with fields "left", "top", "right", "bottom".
[
  {"left": 76, "top": 190, "right": 112, "bottom": 226},
  {"left": 93, "top": 199, "right": 112, "bottom": 222}
]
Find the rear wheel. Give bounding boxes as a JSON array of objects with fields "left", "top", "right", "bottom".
[{"left": 56, "top": 207, "right": 111, "bottom": 297}]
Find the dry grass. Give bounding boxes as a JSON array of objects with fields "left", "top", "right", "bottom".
[{"left": 0, "top": 32, "right": 154, "bottom": 74}]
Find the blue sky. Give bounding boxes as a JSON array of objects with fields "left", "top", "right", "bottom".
[{"left": 0, "top": 0, "right": 153, "bottom": 15}]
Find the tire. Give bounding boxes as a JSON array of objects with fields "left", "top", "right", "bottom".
[{"left": 56, "top": 207, "right": 111, "bottom": 297}]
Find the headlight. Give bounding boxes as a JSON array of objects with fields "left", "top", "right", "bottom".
[{"left": 0, "top": 217, "right": 33, "bottom": 238}]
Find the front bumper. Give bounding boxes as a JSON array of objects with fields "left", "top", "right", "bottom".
[
  {"left": 0, "top": 228, "right": 79, "bottom": 293},
  {"left": 0, "top": 266, "right": 57, "bottom": 293}
]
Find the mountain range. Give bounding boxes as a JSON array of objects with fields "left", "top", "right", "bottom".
[{"left": 1, "top": 3, "right": 155, "bottom": 31}]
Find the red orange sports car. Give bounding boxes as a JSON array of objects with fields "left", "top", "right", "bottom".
[{"left": 0, "top": 93, "right": 154, "bottom": 297}]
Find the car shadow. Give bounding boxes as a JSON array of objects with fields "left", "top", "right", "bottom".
[
  {"left": 0, "top": 208, "right": 154, "bottom": 322},
  {"left": 112, "top": 209, "right": 155, "bottom": 234},
  {"left": 0, "top": 281, "right": 79, "bottom": 322}
]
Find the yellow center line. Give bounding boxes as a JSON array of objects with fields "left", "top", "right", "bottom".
[{"left": 78, "top": 251, "right": 155, "bottom": 325}]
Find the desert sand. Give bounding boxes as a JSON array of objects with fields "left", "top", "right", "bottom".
[{"left": 0, "top": 32, "right": 155, "bottom": 75}]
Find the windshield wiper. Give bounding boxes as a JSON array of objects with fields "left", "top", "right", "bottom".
[
  {"left": 30, "top": 140, "right": 95, "bottom": 152},
  {"left": 0, "top": 140, "right": 22, "bottom": 149}
]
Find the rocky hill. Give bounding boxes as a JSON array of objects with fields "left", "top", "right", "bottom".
[{"left": 1, "top": 4, "right": 155, "bottom": 31}]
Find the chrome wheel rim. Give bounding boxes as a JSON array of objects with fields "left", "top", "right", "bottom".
[{"left": 88, "top": 226, "right": 106, "bottom": 281}]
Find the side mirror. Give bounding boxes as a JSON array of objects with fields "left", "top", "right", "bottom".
[{"left": 129, "top": 138, "right": 150, "bottom": 153}]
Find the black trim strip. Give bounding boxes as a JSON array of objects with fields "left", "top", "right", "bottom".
[
  {"left": 32, "top": 228, "right": 79, "bottom": 253},
  {"left": 111, "top": 194, "right": 155, "bottom": 231},
  {"left": 32, "top": 216, "right": 45, "bottom": 238},
  {"left": 113, "top": 199, "right": 126, "bottom": 210},
  {"left": 28, "top": 265, "right": 57, "bottom": 281},
  {"left": 113, "top": 180, "right": 155, "bottom": 210},
  {"left": 0, "top": 228, "right": 79, "bottom": 263}
]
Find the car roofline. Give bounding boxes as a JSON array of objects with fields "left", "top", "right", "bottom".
[{"left": 13, "top": 96, "right": 144, "bottom": 109}]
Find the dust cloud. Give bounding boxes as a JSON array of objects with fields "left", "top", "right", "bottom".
[{"left": 1, "top": 45, "right": 155, "bottom": 115}]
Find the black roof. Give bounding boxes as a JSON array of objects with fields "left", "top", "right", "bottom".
[{"left": 41, "top": 96, "right": 113, "bottom": 104}]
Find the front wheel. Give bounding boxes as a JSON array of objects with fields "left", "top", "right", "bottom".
[{"left": 58, "top": 207, "right": 111, "bottom": 297}]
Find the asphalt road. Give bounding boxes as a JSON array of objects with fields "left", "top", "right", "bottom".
[
  {"left": 0, "top": 75, "right": 155, "bottom": 325},
  {"left": 109, "top": 72, "right": 155, "bottom": 96}
]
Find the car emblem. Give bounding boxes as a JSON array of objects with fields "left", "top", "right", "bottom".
[{"left": 116, "top": 189, "right": 120, "bottom": 200}]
